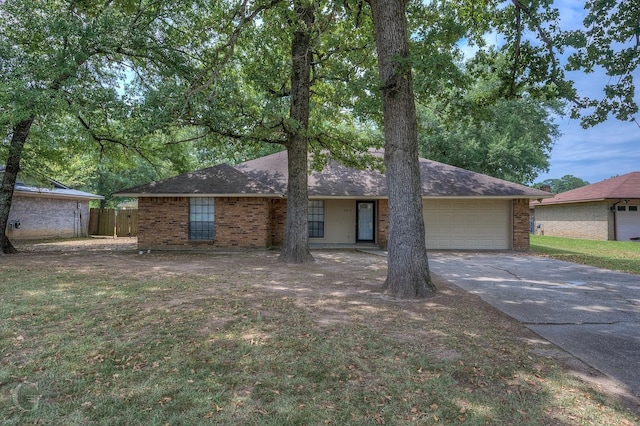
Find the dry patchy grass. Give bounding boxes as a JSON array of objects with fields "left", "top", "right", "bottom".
[{"left": 1, "top": 239, "right": 638, "bottom": 425}]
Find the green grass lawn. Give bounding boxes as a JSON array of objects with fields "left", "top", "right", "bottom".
[
  {"left": 530, "top": 235, "right": 640, "bottom": 275},
  {"left": 1, "top": 248, "right": 638, "bottom": 425}
]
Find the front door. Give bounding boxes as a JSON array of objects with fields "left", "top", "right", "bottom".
[{"left": 357, "top": 201, "right": 375, "bottom": 242}]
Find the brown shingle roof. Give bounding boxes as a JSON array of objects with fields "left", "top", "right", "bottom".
[
  {"left": 532, "top": 172, "right": 640, "bottom": 205},
  {"left": 235, "top": 150, "right": 389, "bottom": 197},
  {"left": 114, "top": 163, "right": 282, "bottom": 197},
  {"left": 418, "top": 158, "right": 547, "bottom": 197},
  {"left": 115, "top": 150, "right": 550, "bottom": 199},
  {"left": 235, "top": 150, "right": 549, "bottom": 198}
]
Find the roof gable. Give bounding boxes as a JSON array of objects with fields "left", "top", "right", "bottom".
[
  {"left": 235, "top": 151, "right": 389, "bottom": 197},
  {"left": 534, "top": 172, "right": 640, "bottom": 205}
]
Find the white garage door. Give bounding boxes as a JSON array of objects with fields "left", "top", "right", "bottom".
[
  {"left": 423, "top": 199, "right": 511, "bottom": 249},
  {"left": 616, "top": 205, "right": 640, "bottom": 241}
]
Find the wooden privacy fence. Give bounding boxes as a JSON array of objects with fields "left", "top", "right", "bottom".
[{"left": 89, "top": 208, "right": 138, "bottom": 237}]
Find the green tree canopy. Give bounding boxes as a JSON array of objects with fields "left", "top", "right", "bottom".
[
  {"left": 0, "top": 0, "right": 281, "bottom": 251},
  {"left": 535, "top": 175, "right": 590, "bottom": 194},
  {"left": 418, "top": 95, "right": 562, "bottom": 185}
]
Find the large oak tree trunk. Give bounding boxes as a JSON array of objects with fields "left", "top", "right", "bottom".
[
  {"left": 278, "top": 0, "right": 314, "bottom": 264},
  {"left": 1, "top": 117, "right": 35, "bottom": 254},
  {"left": 367, "top": 0, "right": 435, "bottom": 298}
]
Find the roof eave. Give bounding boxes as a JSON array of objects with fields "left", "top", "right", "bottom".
[
  {"left": 14, "top": 190, "right": 104, "bottom": 200},
  {"left": 114, "top": 192, "right": 284, "bottom": 198},
  {"left": 308, "top": 195, "right": 386, "bottom": 199},
  {"left": 118, "top": 192, "right": 549, "bottom": 200},
  {"left": 422, "top": 195, "right": 553, "bottom": 200},
  {"left": 534, "top": 197, "right": 611, "bottom": 206}
]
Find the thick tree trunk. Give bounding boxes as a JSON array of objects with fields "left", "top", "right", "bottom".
[
  {"left": 278, "top": 0, "right": 314, "bottom": 264},
  {"left": 367, "top": 0, "right": 435, "bottom": 298},
  {"left": 1, "top": 117, "right": 35, "bottom": 254}
]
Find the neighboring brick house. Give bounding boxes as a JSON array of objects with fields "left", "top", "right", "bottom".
[
  {"left": 531, "top": 172, "right": 640, "bottom": 241},
  {"left": 1, "top": 168, "right": 104, "bottom": 239},
  {"left": 115, "top": 150, "right": 550, "bottom": 251}
]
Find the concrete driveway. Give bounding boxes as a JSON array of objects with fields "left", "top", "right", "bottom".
[{"left": 428, "top": 252, "right": 640, "bottom": 398}]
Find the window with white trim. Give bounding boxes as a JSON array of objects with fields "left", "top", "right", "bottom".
[
  {"left": 190, "top": 198, "right": 214, "bottom": 240},
  {"left": 308, "top": 200, "right": 325, "bottom": 238}
]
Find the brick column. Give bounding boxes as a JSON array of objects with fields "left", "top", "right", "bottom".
[
  {"left": 269, "top": 199, "right": 287, "bottom": 247},
  {"left": 377, "top": 199, "right": 389, "bottom": 249},
  {"left": 512, "top": 199, "right": 530, "bottom": 251}
]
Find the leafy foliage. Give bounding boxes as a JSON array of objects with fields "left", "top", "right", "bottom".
[
  {"left": 534, "top": 175, "right": 590, "bottom": 194},
  {"left": 563, "top": 0, "right": 640, "bottom": 126},
  {"left": 418, "top": 96, "right": 561, "bottom": 185},
  {"left": 1, "top": 0, "right": 638, "bottom": 253}
]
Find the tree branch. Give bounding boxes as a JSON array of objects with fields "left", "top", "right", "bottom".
[
  {"left": 510, "top": 0, "right": 586, "bottom": 109},
  {"left": 185, "top": 0, "right": 283, "bottom": 106},
  {"left": 509, "top": 5, "right": 522, "bottom": 98}
]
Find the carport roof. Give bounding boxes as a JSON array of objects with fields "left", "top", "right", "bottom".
[
  {"left": 115, "top": 150, "right": 551, "bottom": 199},
  {"left": 531, "top": 172, "right": 640, "bottom": 206}
]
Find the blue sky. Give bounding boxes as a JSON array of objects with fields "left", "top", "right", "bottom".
[
  {"left": 533, "top": 1, "right": 640, "bottom": 184},
  {"left": 460, "top": 1, "right": 639, "bottom": 185},
  {"left": 538, "top": 100, "right": 640, "bottom": 185}
]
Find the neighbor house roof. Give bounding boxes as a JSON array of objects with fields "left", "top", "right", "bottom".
[
  {"left": 0, "top": 167, "right": 103, "bottom": 201},
  {"left": 531, "top": 172, "right": 640, "bottom": 206},
  {"left": 115, "top": 150, "right": 550, "bottom": 199}
]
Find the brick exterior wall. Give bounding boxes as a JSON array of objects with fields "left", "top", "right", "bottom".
[
  {"left": 138, "top": 197, "right": 190, "bottom": 248},
  {"left": 137, "top": 196, "right": 530, "bottom": 251},
  {"left": 137, "top": 196, "right": 273, "bottom": 249},
  {"left": 376, "top": 199, "right": 389, "bottom": 249},
  {"left": 7, "top": 195, "right": 90, "bottom": 239},
  {"left": 215, "top": 197, "right": 271, "bottom": 247},
  {"left": 269, "top": 199, "right": 287, "bottom": 247},
  {"left": 534, "top": 201, "right": 611, "bottom": 240},
  {"left": 512, "top": 199, "right": 530, "bottom": 251}
]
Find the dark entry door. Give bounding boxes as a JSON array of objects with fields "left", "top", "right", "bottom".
[{"left": 357, "top": 201, "right": 375, "bottom": 242}]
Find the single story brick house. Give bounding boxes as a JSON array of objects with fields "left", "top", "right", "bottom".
[
  {"left": 530, "top": 172, "right": 640, "bottom": 241},
  {"left": 1, "top": 167, "right": 104, "bottom": 239},
  {"left": 115, "top": 150, "right": 550, "bottom": 251}
]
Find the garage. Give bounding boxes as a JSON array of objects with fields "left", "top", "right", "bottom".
[
  {"left": 423, "top": 199, "right": 511, "bottom": 249},
  {"left": 616, "top": 204, "right": 640, "bottom": 241}
]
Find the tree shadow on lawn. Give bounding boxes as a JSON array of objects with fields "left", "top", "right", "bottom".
[{"left": 1, "top": 246, "right": 638, "bottom": 425}]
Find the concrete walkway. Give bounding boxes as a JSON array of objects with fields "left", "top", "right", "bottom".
[{"left": 428, "top": 252, "right": 640, "bottom": 398}]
